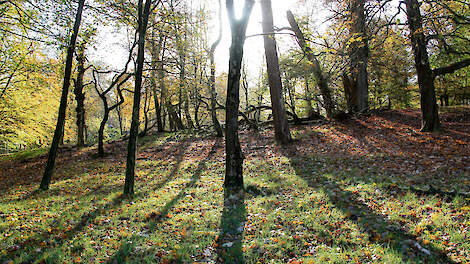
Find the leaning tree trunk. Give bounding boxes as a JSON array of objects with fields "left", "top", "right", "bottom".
[
  {"left": 74, "top": 42, "right": 87, "bottom": 148},
  {"left": 405, "top": 0, "right": 441, "bottom": 132},
  {"left": 40, "top": 0, "right": 85, "bottom": 190},
  {"left": 93, "top": 70, "right": 129, "bottom": 158},
  {"left": 224, "top": 0, "right": 255, "bottom": 190},
  {"left": 261, "top": 0, "right": 292, "bottom": 144},
  {"left": 348, "top": 0, "right": 369, "bottom": 113},
  {"left": 124, "top": 0, "right": 152, "bottom": 197},
  {"left": 209, "top": 0, "right": 223, "bottom": 137},
  {"left": 287, "top": 11, "right": 336, "bottom": 119},
  {"left": 151, "top": 28, "right": 164, "bottom": 132}
]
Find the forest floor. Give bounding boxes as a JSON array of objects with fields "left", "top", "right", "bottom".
[{"left": 0, "top": 107, "right": 469, "bottom": 264}]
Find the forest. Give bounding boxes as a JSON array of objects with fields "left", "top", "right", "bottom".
[{"left": 0, "top": 0, "right": 469, "bottom": 263}]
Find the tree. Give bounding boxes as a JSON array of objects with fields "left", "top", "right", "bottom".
[
  {"left": 224, "top": 0, "right": 255, "bottom": 190},
  {"left": 73, "top": 41, "right": 89, "bottom": 148},
  {"left": 92, "top": 64, "right": 133, "bottom": 157},
  {"left": 347, "top": 0, "right": 369, "bottom": 113},
  {"left": 40, "top": 0, "right": 85, "bottom": 191},
  {"left": 208, "top": 0, "right": 223, "bottom": 137},
  {"left": 260, "top": 0, "right": 292, "bottom": 144},
  {"left": 124, "top": 0, "right": 155, "bottom": 197},
  {"left": 405, "top": 0, "right": 470, "bottom": 132},
  {"left": 287, "top": 10, "right": 337, "bottom": 119},
  {"left": 368, "top": 27, "right": 413, "bottom": 109},
  {"left": 149, "top": 22, "right": 164, "bottom": 132}
]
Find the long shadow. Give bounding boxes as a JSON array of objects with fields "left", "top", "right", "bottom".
[
  {"left": 280, "top": 143, "right": 456, "bottom": 263},
  {"left": 0, "top": 147, "right": 97, "bottom": 194},
  {"left": 109, "top": 139, "right": 222, "bottom": 263},
  {"left": 138, "top": 140, "right": 191, "bottom": 193},
  {"left": 0, "top": 140, "right": 192, "bottom": 263},
  {"left": 215, "top": 188, "right": 246, "bottom": 264},
  {"left": 333, "top": 116, "right": 424, "bottom": 159},
  {"left": 1, "top": 193, "right": 129, "bottom": 263},
  {"left": 309, "top": 115, "right": 469, "bottom": 194},
  {"left": 0, "top": 132, "right": 173, "bottom": 195},
  {"left": 370, "top": 109, "right": 422, "bottom": 129},
  {"left": 5, "top": 136, "right": 190, "bottom": 204},
  {"left": 376, "top": 108, "right": 470, "bottom": 142}
]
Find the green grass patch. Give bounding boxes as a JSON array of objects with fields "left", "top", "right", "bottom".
[
  {"left": 0, "top": 130, "right": 469, "bottom": 263},
  {"left": 0, "top": 147, "right": 48, "bottom": 162}
]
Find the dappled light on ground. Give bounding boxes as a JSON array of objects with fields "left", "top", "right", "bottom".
[{"left": 0, "top": 109, "right": 469, "bottom": 263}]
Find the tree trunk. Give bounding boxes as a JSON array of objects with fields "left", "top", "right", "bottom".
[
  {"left": 287, "top": 11, "right": 336, "bottom": 119},
  {"left": 209, "top": 0, "right": 223, "bottom": 137},
  {"left": 158, "top": 37, "right": 168, "bottom": 131},
  {"left": 405, "top": 0, "right": 441, "bottom": 132},
  {"left": 224, "top": 0, "right": 255, "bottom": 190},
  {"left": 117, "top": 104, "right": 123, "bottom": 135},
  {"left": 93, "top": 70, "right": 129, "bottom": 157},
  {"left": 98, "top": 105, "right": 109, "bottom": 157},
  {"left": 124, "top": 0, "right": 152, "bottom": 197},
  {"left": 304, "top": 75, "right": 315, "bottom": 118},
  {"left": 342, "top": 72, "right": 357, "bottom": 113},
  {"left": 40, "top": 0, "right": 85, "bottom": 190},
  {"left": 261, "top": 0, "right": 291, "bottom": 144},
  {"left": 348, "top": 0, "right": 369, "bottom": 112},
  {"left": 193, "top": 64, "right": 201, "bottom": 129},
  {"left": 141, "top": 86, "right": 150, "bottom": 137},
  {"left": 179, "top": 46, "right": 193, "bottom": 129},
  {"left": 74, "top": 42, "right": 87, "bottom": 148},
  {"left": 151, "top": 29, "right": 164, "bottom": 132}
]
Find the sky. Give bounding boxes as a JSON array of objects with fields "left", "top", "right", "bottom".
[
  {"left": 89, "top": 0, "right": 328, "bottom": 79},
  {"left": 212, "top": 0, "right": 326, "bottom": 80},
  {"left": 90, "top": 0, "right": 404, "bottom": 81},
  {"left": 214, "top": 0, "right": 298, "bottom": 76}
]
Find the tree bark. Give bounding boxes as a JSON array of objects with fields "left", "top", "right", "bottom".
[
  {"left": 261, "top": 0, "right": 291, "bottom": 144},
  {"left": 141, "top": 85, "right": 150, "bottom": 137},
  {"left": 93, "top": 70, "right": 129, "bottom": 158},
  {"left": 348, "top": 0, "right": 369, "bottom": 113},
  {"left": 209, "top": 0, "right": 223, "bottom": 137},
  {"left": 74, "top": 42, "right": 87, "bottom": 148},
  {"left": 304, "top": 75, "right": 315, "bottom": 118},
  {"left": 124, "top": 0, "right": 153, "bottom": 197},
  {"left": 117, "top": 104, "right": 124, "bottom": 135},
  {"left": 158, "top": 36, "right": 168, "bottom": 131},
  {"left": 225, "top": 0, "right": 255, "bottom": 190},
  {"left": 287, "top": 11, "right": 336, "bottom": 119},
  {"left": 40, "top": 0, "right": 85, "bottom": 190},
  {"left": 178, "top": 33, "right": 193, "bottom": 129},
  {"left": 151, "top": 28, "right": 164, "bottom": 132},
  {"left": 342, "top": 72, "right": 357, "bottom": 113},
  {"left": 97, "top": 102, "right": 109, "bottom": 157},
  {"left": 405, "top": 0, "right": 441, "bottom": 132}
]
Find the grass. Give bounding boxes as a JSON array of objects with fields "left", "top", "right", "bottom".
[
  {"left": 0, "top": 114, "right": 469, "bottom": 263},
  {"left": 0, "top": 147, "right": 47, "bottom": 162}
]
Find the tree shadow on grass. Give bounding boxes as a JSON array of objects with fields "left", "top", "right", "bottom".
[
  {"left": 138, "top": 140, "right": 191, "bottom": 193},
  {"left": 215, "top": 188, "right": 246, "bottom": 264},
  {"left": 304, "top": 121, "right": 469, "bottom": 195},
  {"left": 280, "top": 143, "right": 456, "bottom": 264},
  {"left": 109, "top": 139, "right": 222, "bottom": 263},
  {"left": 0, "top": 132, "right": 175, "bottom": 196},
  {"left": 0, "top": 193, "right": 130, "bottom": 263},
  {"left": 0, "top": 140, "right": 193, "bottom": 263}
]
